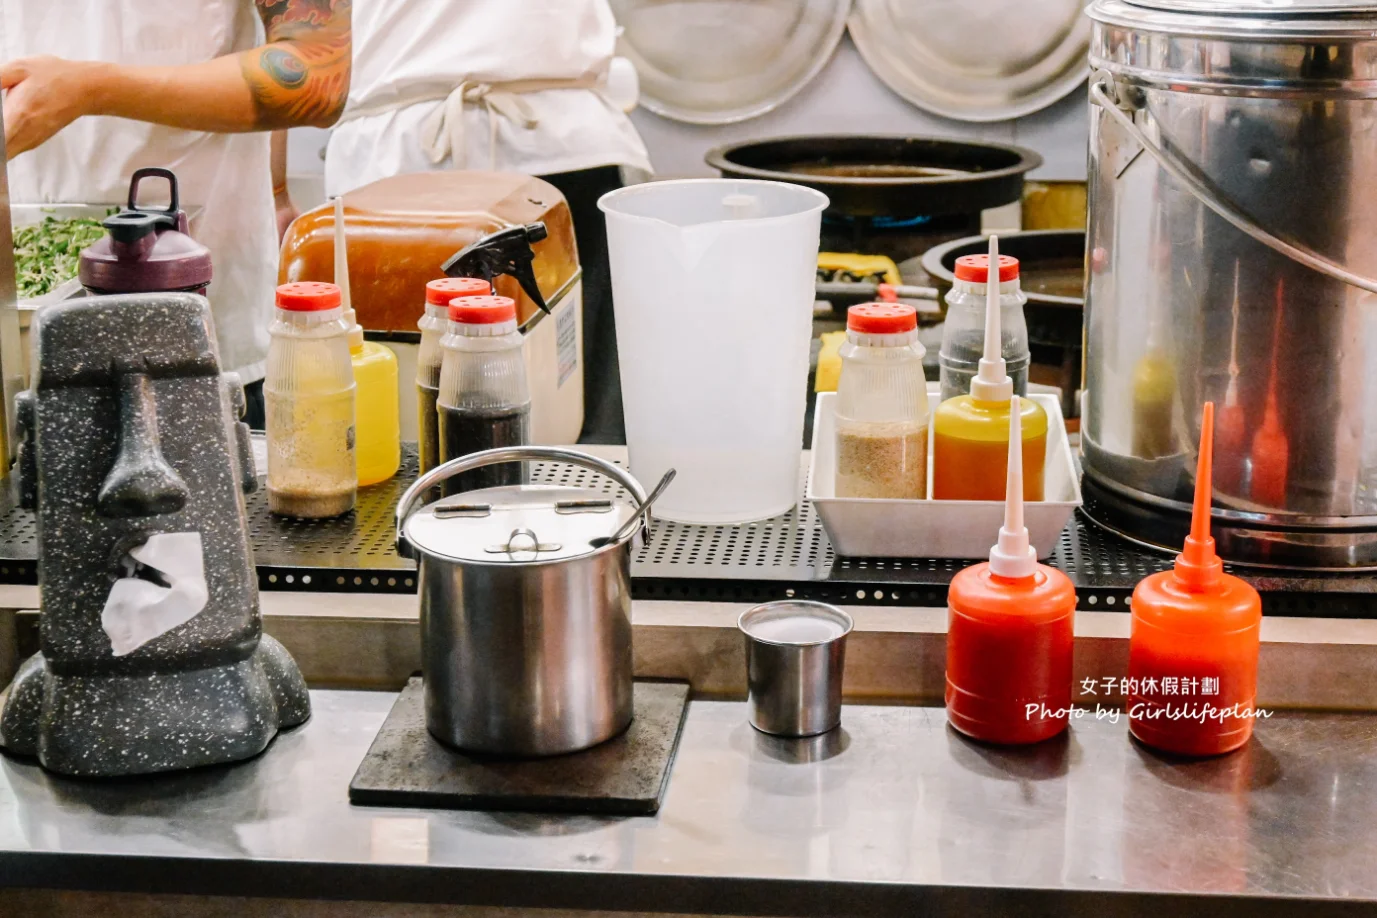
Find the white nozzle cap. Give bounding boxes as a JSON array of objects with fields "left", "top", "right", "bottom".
[
  {"left": 969, "top": 234, "right": 1013, "bottom": 403},
  {"left": 989, "top": 395, "right": 1037, "bottom": 579},
  {"left": 334, "top": 196, "right": 364, "bottom": 350}
]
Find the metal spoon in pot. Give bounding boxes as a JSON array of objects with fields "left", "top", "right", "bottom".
[{"left": 599, "top": 468, "right": 676, "bottom": 547}]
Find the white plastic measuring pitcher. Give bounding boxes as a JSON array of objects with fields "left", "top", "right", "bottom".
[{"left": 600, "top": 179, "right": 828, "bottom": 524}]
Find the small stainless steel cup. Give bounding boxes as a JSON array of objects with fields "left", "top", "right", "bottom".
[{"left": 738, "top": 601, "right": 853, "bottom": 737}]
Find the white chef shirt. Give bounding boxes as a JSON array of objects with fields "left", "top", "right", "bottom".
[
  {"left": 324, "top": 0, "right": 651, "bottom": 197},
  {"left": 2, "top": 0, "right": 277, "bottom": 383}
]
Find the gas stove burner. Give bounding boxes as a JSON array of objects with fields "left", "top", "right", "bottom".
[{"left": 824, "top": 213, "right": 934, "bottom": 231}]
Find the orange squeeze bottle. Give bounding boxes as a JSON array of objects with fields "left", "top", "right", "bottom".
[
  {"left": 946, "top": 396, "right": 1076, "bottom": 745},
  {"left": 1128, "top": 402, "right": 1262, "bottom": 757},
  {"left": 932, "top": 235, "right": 1048, "bottom": 501}
]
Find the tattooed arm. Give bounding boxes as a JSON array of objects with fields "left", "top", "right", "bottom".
[
  {"left": 243, "top": 0, "right": 352, "bottom": 128},
  {"left": 1, "top": 0, "right": 351, "bottom": 156}
]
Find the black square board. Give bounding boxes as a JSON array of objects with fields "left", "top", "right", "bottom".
[{"left": 348, "top": 678, "right": 691, "bottom": 816}]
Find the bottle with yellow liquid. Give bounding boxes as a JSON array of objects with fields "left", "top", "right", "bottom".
[
  {"left": 334, "top": 196, "right": 400, "bottom": 487},
  {"left": 265, "top": 281, "right": 357, "bottom": 519},
  {"left": 932, "top": 235, "right": 1048, "bottom": 501},
  {"left": 345, "top": 310, "right": 400, "bottom": 486}
]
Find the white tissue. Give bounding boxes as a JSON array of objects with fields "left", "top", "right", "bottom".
[{"left": 101, "top": 532, "right": 209, "bottom": 657}]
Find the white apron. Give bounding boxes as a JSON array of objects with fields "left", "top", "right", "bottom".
[
  {"left": 324, "top": 0, "right": 651, "bottom": 197},
  {"left": 2, "top": 0, "right": 278, "bottom": 382}
]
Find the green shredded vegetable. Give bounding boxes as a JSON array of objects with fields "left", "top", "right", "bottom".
[{"left": 13, "top": 215, "right": 111, "bottom": 299}]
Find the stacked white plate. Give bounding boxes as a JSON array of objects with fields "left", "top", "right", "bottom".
[
  {"left": 848, "top": 0, "right": 1091, "bottom": 122},
  {"left": 609, "top": 0, "right": 851, "bottom": 124}
]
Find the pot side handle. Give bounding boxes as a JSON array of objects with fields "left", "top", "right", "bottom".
[
  {"left": 1090, "top": 74, "right": 1377, "bottom": 296},
  {"left": 395, "top": 447, "right": 652, "bottom": 559}
]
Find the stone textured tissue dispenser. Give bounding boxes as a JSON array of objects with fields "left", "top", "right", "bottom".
[{"left": 0, "top": 293, "right": 310, "bottom": 777}]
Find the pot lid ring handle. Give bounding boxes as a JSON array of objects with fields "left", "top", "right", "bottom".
[
  {"left": 395, "top": 446, "right": 651, "bottom": 558},
  {"left": 485, "top": 527, "right": 563, "bottom": 556}
]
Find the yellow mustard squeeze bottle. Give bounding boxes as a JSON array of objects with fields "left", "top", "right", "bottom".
[
  {"left": 932, "top": 236, "right": 1048, "bottom": 501},
  {"left": 334, "top": 196, "right": 400, "bottom": 486}
]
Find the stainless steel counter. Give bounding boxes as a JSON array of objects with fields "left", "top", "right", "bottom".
[{"left": 1, "top": 690, "right": 1375, "bottom": 916}]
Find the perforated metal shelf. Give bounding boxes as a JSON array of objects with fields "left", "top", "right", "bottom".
[{"left": 1, "top": 447, "right": 1375, "bottom": 616}]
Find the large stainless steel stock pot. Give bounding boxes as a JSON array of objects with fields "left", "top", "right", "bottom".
[{"left": 1084, "top": 0, "right": 1377, "bottom": 568}]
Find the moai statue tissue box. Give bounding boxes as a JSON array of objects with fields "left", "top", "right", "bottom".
[{"left": 0, "top": 293, "right": 310, "bottom": 777}]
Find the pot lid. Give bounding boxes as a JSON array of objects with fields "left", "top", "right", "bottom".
[
  {"left": 1125, "top": 0, "right": 1377, "bottom": 12},
  {"left": 847, "top": 0, "right": 1090, "bottom": 123},
  {"left": 609, "top": 0, "right": 850, "bottom": 125},
  {"left": 1092, "top": 0, "right": 1377, "bottom": 45},
  {"left": 402, "top": 485, "right": 637, "bottom": 564}
]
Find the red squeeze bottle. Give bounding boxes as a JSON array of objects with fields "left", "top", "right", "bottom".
[
  {"left": 946, "top": 396, "right": 1076, "bottom": 745},
  {"left": 1128, "top": 402, "right": 1263, "bottom": 757}
]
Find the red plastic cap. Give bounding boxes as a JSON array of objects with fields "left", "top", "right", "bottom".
[
  {"left": 276, "top": 282, "right": 342, "bottom": 311},
  {"left": 427, "top": 277, "right": 492, "bottom": 306},
  {"left": 848, "top": 303, "right": 917, "bottom": 334},
  {"left": 449, "top": 295, "right": 517, "bottom": 325},
  {"left": 955, "top": 254, "right": 1020, "bottom": 283}
]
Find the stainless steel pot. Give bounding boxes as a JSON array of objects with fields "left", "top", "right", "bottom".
[
  {"left": 1084, "top": 0, "right": 1377, "bottom": 569},
  {"left": 395, "top": 447, "right": 652, "bottom": 756}
]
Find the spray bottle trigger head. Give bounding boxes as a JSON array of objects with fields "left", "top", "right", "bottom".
[{"left": 442, "top": 223, "right": 550, "bottom": 314}]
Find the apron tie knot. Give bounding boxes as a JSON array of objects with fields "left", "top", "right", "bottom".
[{"left": 421, "top": 81, "right": 542, "bottom": 171}]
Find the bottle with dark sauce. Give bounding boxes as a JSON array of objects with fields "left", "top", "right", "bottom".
[
  {"left": 439, "top": 405, "right": 530, "bottom": 495},
  {"left": 418, "top": 277, "right": 490, "bottom": 477},
  {"left": 436, "top": 294, "right": 531, "bottom": 497}
]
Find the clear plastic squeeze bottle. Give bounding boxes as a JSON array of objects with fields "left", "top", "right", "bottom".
[
  {"left": 417, "top": 276, "right": 491, "bottom": 478},
  {"left": 436, "top": 295, "right": 531, "bottom": 498},
  {"left": 266, "top": 281, "right": 357, "bottom": 519},
  {"left": 938, "top": 249, "right": 1030, "bottom": 403},
  {"left": 835, "top": 302, "right": 929, "bottom": 499}
]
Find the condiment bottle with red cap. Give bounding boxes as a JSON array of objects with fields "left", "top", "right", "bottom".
[
  {"left": 939, "top": 239, "right": 1030, "bottom": 403},
  {"left": 265, "top": 281, "right": 357, "bottom": 519},
  {"left": 1128, "top": 402, "right": 1262, "bottom": 757},
  {"left": 835, "top": 302, "right": 929, "bottom": 499},
  {"left": 437, "top": 295, "right": 531, "bottom": 498},
  {"left": 932, "top": 237, "right": 1048, "bottom": 502},
  {"left": 946, "top": 396, "right": 1075, "bottom": 744},
  {"left": 418, "top": 277, "right": 491, "bottom": 477}
]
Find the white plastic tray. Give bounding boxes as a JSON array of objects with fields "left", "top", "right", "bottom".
[{"left": 807, "top": 390, "right": 1082, "bottom": 559}]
